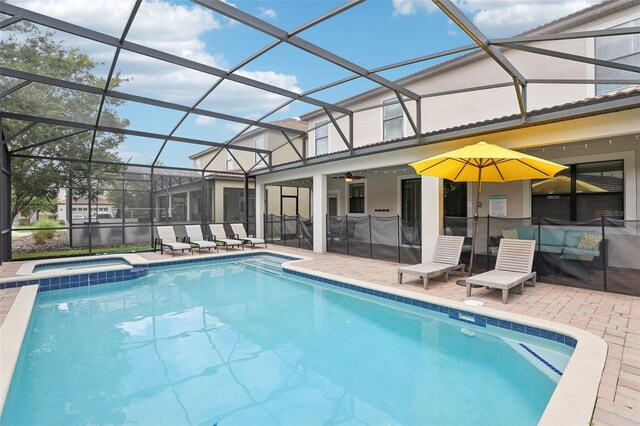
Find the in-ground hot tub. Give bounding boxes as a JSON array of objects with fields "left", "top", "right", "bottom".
[
  {"left": 32, "top": 257, "right": 131, "bottom": 273},
  {"left": 14, "top": 254, "right": 148, "bottom": 278}
]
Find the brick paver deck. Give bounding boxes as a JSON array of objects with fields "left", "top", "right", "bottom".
[{"left": 1, "top": 247, "right": 639, "bottom": 424}]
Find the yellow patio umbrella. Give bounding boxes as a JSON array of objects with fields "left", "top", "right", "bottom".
[{"left": 409, "top": 141, "right": 567, "bottom": 278}]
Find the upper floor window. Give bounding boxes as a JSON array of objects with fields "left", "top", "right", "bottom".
[
  {"left": 595, "top": 18, "right": 640, "bottom": 95},
  {"left": 383, "top": 99, "right": 403, "bottom": 140},
  {"left": 532, "top": 160, "right": 624, "bottom": 221},
  {"left": 225, "top": 150, "right": 233, "bottom": 171},
  {"left": 315, "top": 121, "right": 328, "bottom": 155},
  {"left": 254, "top": 136, "right": 265, "bottom": 165}
]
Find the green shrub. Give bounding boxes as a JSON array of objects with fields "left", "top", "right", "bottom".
[{"left": 32, "top": 219, "right": 60, "bottom": 245}]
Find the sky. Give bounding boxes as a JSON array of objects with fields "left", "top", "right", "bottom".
[{"left": 3, "top": 0, "right": 601, "bottom": 168}]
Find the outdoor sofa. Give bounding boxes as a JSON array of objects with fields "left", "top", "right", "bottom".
[{"left": 500, "top": 225, "right": 607, "bottom": 280}]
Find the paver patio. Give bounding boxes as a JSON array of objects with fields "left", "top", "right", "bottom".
[{"left": 1, "top": 246, "right": 638, "bottom": 425}]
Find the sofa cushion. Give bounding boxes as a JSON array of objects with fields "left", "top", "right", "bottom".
[
  {"left": 539, "top": 244, "right": 564, "bottom": 254},
  {"left": 501, "top": 229, "right": 518, "bottom": 239},
  {"left": 563, "top": 247, "right": 600, "bottom": 258},
  {"left": 540, "top": 227, "right": 566, "bottom": 246},
  {"left": 514, "top": 226, "right": 536, "bottom": 241},
  {"left": 577, "top": 232, "right": 602, "bottom": 251},
  {"left": 564, "top": 230, "right": 584, "bottom": 248}
]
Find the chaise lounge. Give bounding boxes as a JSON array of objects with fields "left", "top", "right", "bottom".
[
  {"left": 230, "top": 223, "right": 267, "bottom": 249},
  {"left": 208, "top": 224, "right": 245, "bottom": 251},
  {"left": 398, "top": 235, "right": 465, "bottom": 289},
  {"left": 184, "top": 225, "right": 219, "bottom": 254},
  {"left": 466, "top": 238, "right": 537, "bottom": 304},
  {"left": 154, "top": 226, "right": 193, "bottom": 256}
]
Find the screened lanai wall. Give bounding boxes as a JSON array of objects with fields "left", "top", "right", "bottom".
[
  {"left": 5, "top": 155, "right": 257, "bottom": 260},
  {"left": 2, "top": 0, "right": 640, "bottom": 265}
]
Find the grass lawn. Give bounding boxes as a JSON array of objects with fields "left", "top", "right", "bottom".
[{"left": 12, "top": 245, "right": 153, "bottom": 261}]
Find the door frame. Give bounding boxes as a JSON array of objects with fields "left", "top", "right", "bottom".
[
  {"left": 396, "top": 174, "right": 420, "bottom": 220},
  {"left": 327, "top": 190, "right": 341, "bottom": 216}
]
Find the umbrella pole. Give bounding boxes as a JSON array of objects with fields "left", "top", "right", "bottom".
[{"left": 468, "top": 167, "right": 482, "bottom": 278}]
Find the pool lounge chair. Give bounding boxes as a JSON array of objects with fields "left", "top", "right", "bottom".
[
  {"left": 465, "top": 239, "right": 537, "bottom": 304},
  {"left": 184, "top": 225, "right": 219, "bottom": 254},
  {"left": 398, "top": 235, "right": 465, "bottom": 289},
  {"left": 154, "top": 226, "right": 192, "bottom": 256},
  {"left": 230, "top": 223, "right": 267, "bottom": 249},
  {"left": 207, "top": 224, "right": 245, "bottom": 251}
]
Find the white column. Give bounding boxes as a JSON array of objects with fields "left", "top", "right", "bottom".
[
  {"left": 255, "top": 180, "right": 265, "bottom": 238},
  {"left": 421, "top": 176, "right": 443, "bottom": 263},
  {"left": 312, "top": 173, "right": 327, "bottom": 253},
  {"left": 186, "top": 192, "right": 191, "bottom": 221}
]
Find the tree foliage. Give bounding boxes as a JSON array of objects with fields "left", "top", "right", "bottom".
[{"left": 1, "top": 22, "right": 129, "bottom": 221}]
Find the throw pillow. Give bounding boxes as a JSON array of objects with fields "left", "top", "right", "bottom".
[
  {"left": 501, "top": 229, "right": 518, "bottom": 239},
  {"left": 577, "top": 233, "right": 602, "bottom": 251}
]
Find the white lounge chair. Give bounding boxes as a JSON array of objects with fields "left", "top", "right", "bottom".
[
  {"left": 466, "top": 239, "right": 537, "bottom": 304},
  {"left": 155, "top": 226, "right": 192, "bottom": 256},
  {"left": 398, "top": 235, "right": 465, "bottom": 289},
  {"left": 230, "top": 223, "right": 267, "bottom": 249},
  {"left": 184, "top": 225, "right": 219, "bottom": 254},
  {"left": 207, "top": 224, "right": 244, "bottom": 251}
]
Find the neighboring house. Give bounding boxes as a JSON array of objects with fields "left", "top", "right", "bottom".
[
  {"left": 191, "top": 118, "right": 308, "bottom": 173},
  {"left": 57, "top": 190, "right": 116, "bottom": 224}
]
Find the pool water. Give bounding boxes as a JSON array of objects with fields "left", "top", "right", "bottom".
[
  {"left": 3, "top": 255, "right": 571, "bottom": 425},
  {"left": 32, "top": 257, "right": 131, "bottom": 273}
]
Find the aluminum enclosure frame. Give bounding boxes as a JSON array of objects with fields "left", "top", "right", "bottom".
[{"left": 0, "top": 0, "right": 639, "bottom": 180}]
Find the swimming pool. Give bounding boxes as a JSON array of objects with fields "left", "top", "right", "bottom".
[
  {"left": 32, "top": 257, "right": 131, "bottom": 273},
  {"left": 2, "top": 255, "right": 573, "bottom": 425}
]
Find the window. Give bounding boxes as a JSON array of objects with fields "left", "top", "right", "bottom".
[
  {"left": 383, "top": 99, "right": 403, "bottom": 140},
  {"left": 315, "top": 121, "right": 328, "bottom": 155},
  {"left": 348, "top": 182, "right": 365, "bottom": 214},
  {"left": 254, "top": 136, "right": 265, "bottom": 165},
  {"left": 532, "top": 160, "right": 624, "bottom": 221},
  {"left": 225, "top": 150, "right": 233, "bottom": 171},
  {"left": 595, "top": 18, "right": 640, "bottom": 95}
]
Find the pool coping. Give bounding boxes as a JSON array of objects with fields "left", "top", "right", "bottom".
[
  {"left": 0, "top": 249, "right": 607, "bottom": 424},
  {"left": 0, "top": 285, "right": 37, "bottom": 415}
]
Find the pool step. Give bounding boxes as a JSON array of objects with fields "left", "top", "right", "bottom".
[
  {"left": 502, "top": 337, "right": 569, "bottom": 383},
  {"left": 235, "top": 260, "right": 283, "bottom": 277}
]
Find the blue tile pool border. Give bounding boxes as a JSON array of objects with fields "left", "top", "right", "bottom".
[
  {"left": 284, "top": 268, "right": 577, "bottom": 349},
  {"left": 0, "top": 252, "right": 577, "bottom": 349},
  {"left": 0, "top": 252, "right": 297, "bottom": 292},
  {"left": 147, "top": 252, "right": 296, "bottom": 269}
]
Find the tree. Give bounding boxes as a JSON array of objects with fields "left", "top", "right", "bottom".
[
  {"left": 1, "top": 22, "right": 128, "bottom": 221},
  {"left": 17, "top": 193, "right": 57, "bottom": 225}
]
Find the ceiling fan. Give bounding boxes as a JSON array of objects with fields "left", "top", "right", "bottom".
[{"left": 331, "top": 172, "right": 364, "bottom": 183}]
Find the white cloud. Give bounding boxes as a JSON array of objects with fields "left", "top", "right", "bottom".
[
  {"left": 117, "top": 149, "right": 153, "bottom": 164},
  {"left": 12, "top": 0, "right": 301, "bottom": 118},
  {"left": 393, "top": 0, "right": 601, "bottom": 37},
  {"left": 194, "top": 116, "right": 217, "bottom": 126},
  {"left": 392, "top": 0, "right": 437, "bottom": 16},
  {"left": 462, "top": 0, "right": 600, "bottom": 37},
  {"left": 258, "top": 7, "right": 277, "bottom": 20}
]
